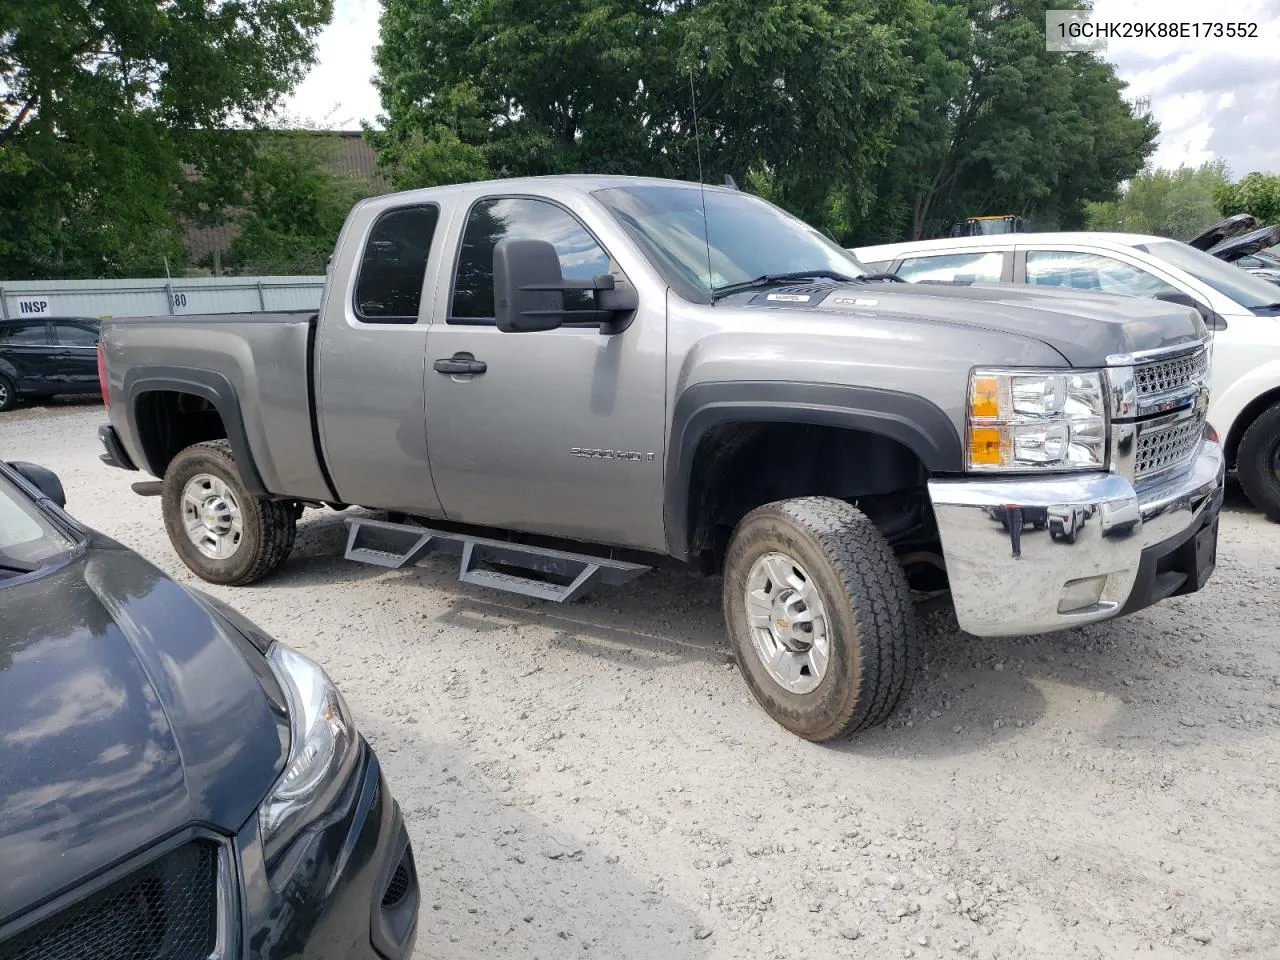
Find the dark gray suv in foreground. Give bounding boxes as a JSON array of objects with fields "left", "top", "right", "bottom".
[{"left": 0, "top": 459, "right": 418, "bottom": 960}]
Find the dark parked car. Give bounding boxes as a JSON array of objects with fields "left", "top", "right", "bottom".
[
  {"left": 0, "top": 459, "right": 419, "bottom": 959},
  {"left": 0, "top": 317, "right": 102, "bottom": 412}
]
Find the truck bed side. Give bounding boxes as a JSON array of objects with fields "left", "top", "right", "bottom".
[{"left": 101, "top": 311, "right": 335, "bottom": 502}]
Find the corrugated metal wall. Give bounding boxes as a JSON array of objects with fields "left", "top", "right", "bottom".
[{"left": 0, "top": 276, "right": 325, "bottom": 321}]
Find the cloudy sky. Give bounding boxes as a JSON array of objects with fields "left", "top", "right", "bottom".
[{"left": 284, "top": 0, "right": 1280, "bottom": 177}]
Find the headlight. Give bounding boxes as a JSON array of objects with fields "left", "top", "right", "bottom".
[
  {"left": 260, "top": 644, "right": 359, "bottom": 861},
  {"left": 967, "top": 368, "right": 1108, "bottom": 472}
]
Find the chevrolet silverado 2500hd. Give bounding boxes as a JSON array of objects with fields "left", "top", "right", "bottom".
[{"left": 97, "top": 175, "right": 1225, "bottom": 740}]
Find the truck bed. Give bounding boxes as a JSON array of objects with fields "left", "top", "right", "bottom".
[{"left": 100, "top": 310, "right": 335, "bottom": 502}]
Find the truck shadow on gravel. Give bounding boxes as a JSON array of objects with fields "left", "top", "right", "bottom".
[{"left": 363, "top": 732, "right": 713, "bottom": 959}]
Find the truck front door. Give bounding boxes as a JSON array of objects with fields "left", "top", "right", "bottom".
[{"left": 423, "top": 194, "right": 667, "bottom": 552}]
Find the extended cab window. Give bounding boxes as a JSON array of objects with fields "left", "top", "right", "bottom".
[
  {"left": 354, "top": 204, "right": 440, "bottom": 323},
  {"left": 897, "top": 251, "right": 1004, "bottom": 284},
  {"left": 0, "top": 324, "right": 49, "bottom": 345},
  {"left": 450, "top": 198, "right": 611, "bottom": 323},
  {"left": 1025, "top": 250, "right": 1180, "bottom": 298}
]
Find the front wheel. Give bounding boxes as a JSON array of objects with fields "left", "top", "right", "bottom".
[
  {"left": 1236, "top": 402, "right": 1280, "bottom": 523},
  {"left": 722, "top": 497, "right": 917, "bottom": 741},
  {"left": 161, "top": 440, "right": 297, "bottom": 585}
]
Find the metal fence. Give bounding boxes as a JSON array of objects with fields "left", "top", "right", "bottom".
[{"left": 0, "top": 275, "right": 325, "bottom": 321}]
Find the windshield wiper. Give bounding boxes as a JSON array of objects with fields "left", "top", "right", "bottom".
[
  {"left": 0, "top": 559, "right": 39, "bottom": 576},
  {"left": 710, "top": 270, "right": 856, "bottom": 301}
]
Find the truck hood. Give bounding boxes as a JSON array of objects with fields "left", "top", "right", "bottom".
[
  {"left": 0, "top": 544, "right": 287, "bottom": 923},
  {"left": 729, "top": 279, "right": 1207, "bottom": 365}
]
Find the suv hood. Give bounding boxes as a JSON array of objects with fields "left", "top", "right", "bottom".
[
  {"left": 731, "top": 280, "right": 1207, "bottom": 366},
  {"left": 0, "top": 545, "right": 287, "bottom": 923}
]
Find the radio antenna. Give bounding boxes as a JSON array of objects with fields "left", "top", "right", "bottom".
[{"left": 688, "top": 69, "right": 714, "bottom": 295}]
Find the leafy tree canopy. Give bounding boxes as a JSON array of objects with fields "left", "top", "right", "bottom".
[
  {"left": 0, "top": 0, "right": 332, "bottom": 279},
  {"left": 372, "top": 0, "right": 1157, "bottom": 243},
  {"left": 1085, "top": 161, "right": 1231, "bottom": 240},
  {"left": 1215, "top": 172, "right": 1280, "bottom": 226},
  {"left": 217, "top": 131, "right": 373, "bottom": 275}
]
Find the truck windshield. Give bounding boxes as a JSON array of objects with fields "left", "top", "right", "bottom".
[
  {"left": 1137, "top": 240, "right": 1280, "bottom": 311},
  {"left": 593, "top": 184, "right": 869, "bottom": 303},
  {"left": 0, "top": 473, "right": 74, "bottom": 578}
]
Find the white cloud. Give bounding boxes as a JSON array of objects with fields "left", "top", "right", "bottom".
[
  {"left": 282, "top": 0, "right": 1280, "bottom": 174},
  {"left": 1092, "top": 0, "right": 1280, "bottom": 175}
]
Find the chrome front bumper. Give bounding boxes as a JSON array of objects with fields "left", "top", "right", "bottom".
[{"left": 927, "top": 437, "right": 1224, "bottom": 636}]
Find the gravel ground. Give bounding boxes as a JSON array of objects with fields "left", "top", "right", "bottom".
[{"left": 4, "top": 399, "right": 1280, "bottom": 960}]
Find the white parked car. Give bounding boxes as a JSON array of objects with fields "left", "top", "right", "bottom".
[{"left": 853, "top": 232, "right": 1280, "bottom": 519}]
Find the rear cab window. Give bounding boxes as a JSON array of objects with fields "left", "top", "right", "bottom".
[{"left": 353, "top": 204, "right": 441, "bottom": 323}]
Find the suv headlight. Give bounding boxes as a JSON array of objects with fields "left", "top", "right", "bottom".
[
  {"left": 260, "top": 644, "right": 359, "bottom": 860},
  {"left": 967, "top": 368, "right": 1108, "bottom": 472}
]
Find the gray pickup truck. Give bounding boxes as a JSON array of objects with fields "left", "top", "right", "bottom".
[{"left": 97, "top": 175, "right": 1225, "bottom": 740}]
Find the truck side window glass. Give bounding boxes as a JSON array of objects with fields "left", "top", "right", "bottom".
[
  {"left": 1025, "top": 250, "right": 1180, "bottom": 299},
  {"left": 450, "top": 198, "right": 611, "bottom": 322},
  {"left": 897, "top": 251, "right": 1003, "bottom": 283},
  {"left": 354, "top": 204, "right": 440, "bottom": 323}
]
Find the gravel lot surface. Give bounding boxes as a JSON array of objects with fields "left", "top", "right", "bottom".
[{"left": 4, "top": 400, "right": 1279, "bottom": 960}]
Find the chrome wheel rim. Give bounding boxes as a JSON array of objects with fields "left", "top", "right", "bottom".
[
  {"left": 744, "top": 552, "right": 831, "bottom": 694},
  {"left": 0, "top": 381, "right": 9, "bottom": 407},
  {"left": 181, "top": 473, "right": 243, "bottom": 560}
]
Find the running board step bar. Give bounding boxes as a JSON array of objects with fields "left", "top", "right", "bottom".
[{"left": 343, "top": 517, "right": 650, "bottom": 602}]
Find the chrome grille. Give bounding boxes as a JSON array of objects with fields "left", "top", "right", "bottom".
[
  {"left": 1134, "top": 411, "right": 1204, "bottom": 481},
  {"left": 1133, "top": 347, "right": 1208, "bottom": 398}
]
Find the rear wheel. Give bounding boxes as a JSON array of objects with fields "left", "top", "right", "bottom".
[
  {"left": 0, "top": 374, "right": 17, "bottom": 412},
  {"left": 1236, "top": 402, "right": 1280, "bottom": 522},
  {"left": 722, "top": 496, "right": 917, "bottom": 741},
  {"left": 161, "top": 440, "right": 297, "bottom": 584}
]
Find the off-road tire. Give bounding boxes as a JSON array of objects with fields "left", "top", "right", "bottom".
[
  {"left": 722, "top": 496, "right": 917, "bottom": 741},
  {"left": 1236, "top": 402, "right": 1280, "bottom": 522},
  {"left": 161, "top": 440, "right": 297, "bottom": 585},
  {"left": 0, "top": 374, "right": 18, "bottom": 412}
]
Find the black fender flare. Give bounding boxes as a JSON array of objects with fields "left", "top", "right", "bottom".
[
  {"left": 122, "top": 366, "right": 269, "bottom": 497},
  {"left": 664, "top": 380, "right": 964, "bottom": 559}
]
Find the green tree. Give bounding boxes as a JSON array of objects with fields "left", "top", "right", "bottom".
[
  {"left": 1215, "top": 172, "right": 1280, "bottom": 225},
  {"left": 218, "top": 132, "right": 372, "bottom": 275},
  {"left": 0, "top": 0, "right": 332, "bottom": 279},
  {"left": 1084, "top": 161, "right": 1231, "bottom": 239},
  {"left": 371, "top": 0, "right": 917, "bottom": 228},
  {"left": 851, "top": 0, "right": 1158, "bottom": 244}
]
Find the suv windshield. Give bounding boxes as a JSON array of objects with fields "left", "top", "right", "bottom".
[
  {"left": 593, "top": 184, "right": 868, "bottom": 302},
  {"left": 1138, "top": 240, "right": 1280, "bottom": 310},
  {"left": 0, "top": 472, "right": 74, "bottom": 576}
]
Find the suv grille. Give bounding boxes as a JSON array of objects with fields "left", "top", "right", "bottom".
[
  {"left": 0, "top": 842, "right": 218, "bottom": 960},
  {"left": 1134, "top": 347, "right": 1208, "bottom": 398},
  {"left": 1134, "top": 411, "right": 1205, "bottom": 481}
]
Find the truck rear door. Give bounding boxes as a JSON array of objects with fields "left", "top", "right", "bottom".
[
  {"left": 314, "top": 201, "right": 449, "bottom": 515},
  {"left": 422, "top": 193, "right": 667, "bottom": 551}
]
